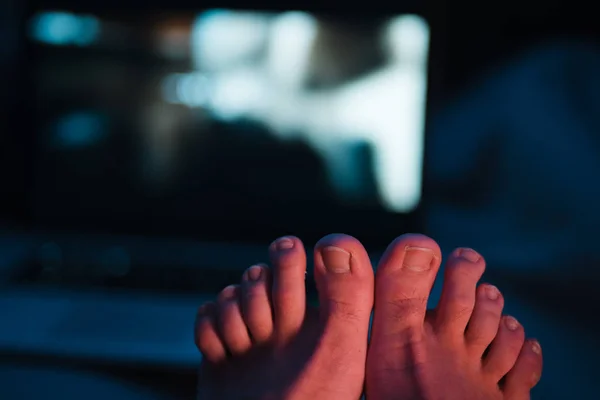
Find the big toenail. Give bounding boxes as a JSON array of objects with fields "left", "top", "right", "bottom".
[
  {"left": 505, "top": 316, "right": 520, "bottom": 331},
  {"left": 247, "top": 265, "right": 263, "bottom": 281},
  {"left": 403, "top": 247, "right": 435, "bottom": 272},
  {"left": 275, "top": 237, "right": 295, "bottom": 251},
  {"left": 531, "top": 340, "right": 542, "bottom": 355},
  {"left": 321, "top": 246, "right": 351, "bottom": 273},
  {"left": 485, "top": 285, "right": 500, "bottom": 300},
  {"left": 458, "top": 248, "right": 480, "bottom": 263}
]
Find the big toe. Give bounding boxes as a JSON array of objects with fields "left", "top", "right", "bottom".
[
  {"left": 313, "top": 234, "right": 375, "bottom": 327},
  {"left": 371, "top": 234, "right": 442, "bottom": 342},
  {"left": 307, "top": 234, "right": 374, "bottom": 396}
]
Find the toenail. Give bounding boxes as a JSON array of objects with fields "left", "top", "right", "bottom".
[
  {"left": 505, "top": 316, "right": 520, "bottom": 331},
  {"left": 275, "top": 237, "right": 295, "bottom": 251},
  {"left": 221, "top": 285, "right": 238, "bottom": 299},
  {"left": 321, "top": 246, "right": 351, "bottom": 273},
  {"left": 532, "top": 373, "right": 541, "bottom": 385},
  {"left": 531, "top": 340, "right": 542, "bottom": 355},
  {"left": 458, "top": 248, "right": 480, "bottom": 263},
  {"left": 402, "top": 246, "right": 435, "bottom": 272},
  {"left": 485, "top": 285, "right": 500, "bottom": 300},
  {"left": 247, "top": 265, "right": 263, "bottom": 281}
]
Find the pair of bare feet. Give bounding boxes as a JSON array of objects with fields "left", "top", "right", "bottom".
[{"left": 194, "top": 234, "right": 542, "bottom": 400}]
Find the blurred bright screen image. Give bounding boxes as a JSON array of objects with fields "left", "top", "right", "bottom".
[{"left": 28, "top": 9, "right": 430, "bottom": 241}]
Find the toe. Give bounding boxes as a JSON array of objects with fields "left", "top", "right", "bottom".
[
  {"left": 434, "top": 248, "right": 486, "bottom": 340},
  {"left": 195, "top": 302, "right": 227, "bottom": 363},
  {"left": 313, "top": 234, "right": 375, "bottom": 325},
  {"left": 308, "top": 234, "right": 374, "bottom": 395},
  {"left": 241, "top": 264, "right": 274, "bottom": 344},
  {"left": 216, "top": 285, "right": 253, "bottom": 355},
  {"left": 465, "top": 284, "right": 504, "bottom": 357},
  {"left": 483, "top": 315, "right": 526, "bottom": 382},
  {"left": 269, "top": 236, "right": 307, "bottom": 344},
  {"left": 502, "top": 339, "right": 543, "bottom": 400},
  {"left": 372, "top": 234, "right": 442, "bottom": 341}
]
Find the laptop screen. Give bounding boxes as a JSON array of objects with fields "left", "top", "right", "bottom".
[{"left": 25, "top": 8, "right": 430, "bottom": 244}]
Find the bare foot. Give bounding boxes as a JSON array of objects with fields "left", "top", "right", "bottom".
[
  {"left": 366, "top": 234, "right": 543, "bottom": 400},
  {"left": 195, "top": 234, "right": 374, "bottom": 400}
]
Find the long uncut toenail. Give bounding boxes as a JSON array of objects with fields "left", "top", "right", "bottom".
[
  {"left": 321, "top": 246, "right": 351, "bottom": 273},
  {"left": 505, "top": 316, "right": 520, "bottom": 331},
  {"left": 458, "top": 248, "right": 480, "bottom": 263},
  {"left": 531, "top": 340, "right": 542, "bottom": 355},
  {"left": 403, "top": 246, "right": 435, "bottom": 272},
  {"left": 485, "top": 285, "right": 500, "bottom": 300},
  {"left": 275, "top": 237, "right": 294, "bottom": 251},
  {"left": 247, "top": 265, "right": 263, "bottom": 281}
]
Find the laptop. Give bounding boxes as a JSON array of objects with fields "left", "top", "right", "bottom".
[{"left": 0, "top": 4, "right": 433, "bottom": 368}]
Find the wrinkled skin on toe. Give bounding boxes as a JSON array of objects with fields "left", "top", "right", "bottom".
[
  {"left": 366, "top": 234, "right": 543, "bottom": 400},
  {"left": 195, "top": 235, "right": 375, "bottom": 400}
]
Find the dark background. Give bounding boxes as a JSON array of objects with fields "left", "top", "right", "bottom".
[{"left": 1, "top": 0, "right": 599, "bottom": 399}]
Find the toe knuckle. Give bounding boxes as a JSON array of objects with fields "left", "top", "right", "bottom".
[
  {"left": 450, "top": 292, "right": 475, "bottom": 309},
  {"left": 219, "top": 302, "right": 240, "bottom": 319},
  {"left": 451, "top": 305, "right": 474, "bottom": 322},
  {"left": 480, "top": 308, "right": 502, "bottom": 321},
  {"left": 327, "top": 299, "right": 364, "bottom": 322},
  {"left": 244, "top": 285, "right": 267, "bottom": 300},
  {"left": 467, "top": 329, "right": 494, "bottom": 347},
  {"left": 451, "top": 263, "right": 481, "bottom": 279},
  {"left": 385, "top": 297, "right": 427, "bottom": 320},
  {"left": 508, "top": 337, "right": 526, "bottom": 353},
  {"left": 277, "top": 249, "right": 299, "bottom": 261}
]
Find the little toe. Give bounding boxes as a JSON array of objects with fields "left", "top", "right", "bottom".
[
  {"left": 483, "top": 315, "right": 526, "bottom": 382},
  {"left": 195, "top": 302, "right": 227, "bottom": 363},
  {"left": 269, "top": 236, "right": 307, "bottom": 344},
  {"left": 502, "top": 339, "right": 543, "bottom": 400},
  {"left": 465, "top": 284, "right": 504, "bottom": 357},
  {"left": 240, "top": 264, "right": 274, "bottom": 344},
  {"left": 372, "top": 234, "right": 442, "bottom": 341},
  {"left": 216, "top": 285, "right": 253, "bottom": 355},
  {"left": 434, "top": 248, "right": 486, "bottom": 340}
]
